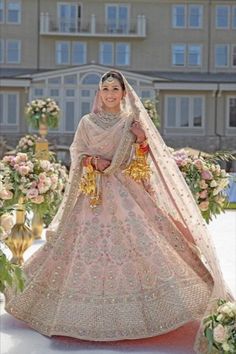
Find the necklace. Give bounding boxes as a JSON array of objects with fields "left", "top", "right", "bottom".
[{"left": 93, "top": 110, "right": 123, "bottom": 128}]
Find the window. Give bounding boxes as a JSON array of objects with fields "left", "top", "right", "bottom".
[
  {"left": 232, "top": 45, "right": 236, "bottom": 67},
  {"left": 7, "top": 0, "right": 21, "bottom": 24},
  {"left": 72, "top": 41, "right": 86, "bottom": 65},
  {"left": 0, "top": 39, "right": 4, "bottom": 63},
  {"left": 99, "top": 42, "right": 130, "bottom": 66},
  {"left": 216, "top": 6, "right": 229, "bottom": 29},
  {"left": 188, "top": 5, "right": 203, "bottom": 28},
  {"left": 172, "top": 5, "right": 202, "bottom": 28},
  {"left": 99, "top": 42, "right": 113, "bottom": 65},
  {"left": 233, "top": 6, "right": 236, "bottom": 29},
  {"left": 215, "top": 45, "right": 229, "bottom": 67},
  {"left": 0, "top": 92, "right": 19, "bottom": 126},
  {"left": 228, "top": 97, "right": 236, "bottom": 128},
  {"left": 115, "top": 43, "right": 130, "bottom": 65},
  {"left": 58, "top": 3, "right": 81, "bottom": 33},
  {"left": 106, "top": 4, "right": 129, "bottom": 33},
  {"left": 0, "top": 0, "right": 4, "bottom": 23},
  {"left": 6, "top": 39, "right": 21, "bottom": 63},
  {"left": 82, "top": 73, "right": 100, "bottom": 85},
  {"left": 188, "top": 45, "right": 202, "bottom": 66},
  {"left": 64, "top": 101, "right": 75, "bottom": 132},
  {"left": 172, "top": 44, "right": 185, "bottom": 66},
  {"left": 64, "top": 74, "right": 77, "bottom": 85},
  {"left": 33, "top": 88, "right": 44, "bottom": 97},
  {"left": 56, "top": 41, "right": 86, "bottom": 65},
  {"left": 56, "top": 41, "right": 70, "bottom": 64},
  {"left": 166, "top": 96, "right": 204, "bottom": 128},
  {"left": 172, "top": 5, "right": 186, "bottom": 28}
]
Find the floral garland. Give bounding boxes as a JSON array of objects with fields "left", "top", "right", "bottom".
[{"left": 25, "top": 98, "right": 60, "bottom": 129}]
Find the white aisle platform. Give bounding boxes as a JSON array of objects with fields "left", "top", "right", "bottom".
[{"left": 1, "top": 211, "right": 235, "bottom": 354}]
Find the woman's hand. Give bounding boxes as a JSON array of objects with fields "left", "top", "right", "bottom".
[
  {"left": 94, "top": 158, "right": 111, "bottom": 172},
  {"left": 130, "top": 121, "right": 146, "bottom": 143}
]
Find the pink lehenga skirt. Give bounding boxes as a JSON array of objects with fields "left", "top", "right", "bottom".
[{"left": 4, "top": 171, "right": 213, "bottom": 341}]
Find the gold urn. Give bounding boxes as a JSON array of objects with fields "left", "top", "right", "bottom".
[{"left": 4, "top": 198, "right": 34, "bottom": 265}]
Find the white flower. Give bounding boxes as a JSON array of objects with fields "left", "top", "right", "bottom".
[
  {"left": 40, "top": 160, "right": 51, "bottom": 171},
  {"left": 210, "top": 180, "right": 218, "bottom": 188},
  {"left": 222, "top": 342, "right": 231, "bottom": 352}
]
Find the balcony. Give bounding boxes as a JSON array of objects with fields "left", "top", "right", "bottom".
[{"left": 40, "top": 13, "right": 146, "bottom": 38}]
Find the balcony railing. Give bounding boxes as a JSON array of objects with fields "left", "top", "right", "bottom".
[{"left": 40, "top": 13, "right": 146, "bottom": 37}]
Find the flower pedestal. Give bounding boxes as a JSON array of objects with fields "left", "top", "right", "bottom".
[
  {"left": 35, "top": 123, "right": 49, "bottom": 161},
  {"left": 31, "top": 212, "right": 44, "bottom": 240},
  {"left": 4, "top": 198, "right": 34, "bottom": 265}
]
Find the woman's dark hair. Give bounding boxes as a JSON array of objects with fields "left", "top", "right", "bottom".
[{"left": 101, "top": 71, "right": 125, "bottom": 91}]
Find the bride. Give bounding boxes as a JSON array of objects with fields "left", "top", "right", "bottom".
[{"left": 4, "top": 70, "right": 232, "bottom": 353}]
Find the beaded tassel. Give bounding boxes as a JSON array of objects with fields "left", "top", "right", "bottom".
[
  {"left": 124, "top": 142, "right": 151, "bottom": 182},
  {"left": 79, "top": 163, "right": 102, "bottom": 208}
]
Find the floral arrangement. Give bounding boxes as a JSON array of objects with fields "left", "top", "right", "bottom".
[
  {"left": 25, "top": 98, "right": 60, "bottom": 129},
  {"left": 171, "top": 149, "right": 229, "bottom": 223},
  {"left": 16, "top": 134, "right": 38, "bottom": 155},
  {"left": 203, "top": 299, "right": 236, "bottom": 353},
  {"left": 0, "top": 207, "right": 25, "bottom": 293},
  {"left": 142, "top": 99, "right": 160, "bottom": 128},
  {"left": 0, "top": 152, "right": 68, "bottom": 225}
]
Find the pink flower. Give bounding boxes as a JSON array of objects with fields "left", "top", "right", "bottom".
[
  {"left": 193, "top": 159, "right": 203, "bottom": 170},
  {"left": 26, "top": 188, "right": 39, "bottom": 199},
  {"left": 201, "top": 170, "right": 213, "bottom": 180},
  {"left": 199, "top": 200, "right": 209, "bottom": 211},
  {"left": 199, "top": 190, "right": 208, "bottom": 199},
  {"left": 0, "top": 189, "right": 13, "bottom": 200},
  {"left": 39, "top": 173, "right": 47, "bottom": 182},
  {"left": 213, "top": 324, "right": 228, "bottom": 343},
  {"left": 18, "top": 165, "right": 30, "bottom": 176}
]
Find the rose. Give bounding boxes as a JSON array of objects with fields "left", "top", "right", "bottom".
[
  {"left": 0, "top": 189, "right": 13, "bottom": 200},
  {"left": 213, "top": 324, "right": 228, "bottom": 343},
  {"left": 201, "top": 170, "right": 213, "bottom": 180},
  {"left": 0, "top": 213, "right": 14, "bottom": 233},
  {"left": 199, "top": 190, "right": 208, "bottom": 199},
  {"left": 199, "top": 180, "right": 208, "bottom": 189},
  {"left": 194, "top": 159, "right": 203, "bottom": 170},
  {"left": 222, "top": 342, "right": 231, "bottom": 352},
  {"left": 210, "top": 180, "right": 217, "bottom": 188},
  {"left": 199, "top": 200, "right": 209, "bottom": 211},
  {"left": 26, "top": 188, "right": 39, "bottom": 199},
  {"left": 40, "top": 160, "right": 51, "bottom": 171},
  {"left": 18, "top": 165, "right": 31, "bottom": 176}
]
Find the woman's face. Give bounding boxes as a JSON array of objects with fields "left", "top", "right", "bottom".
[{"left": 100, "top": 78, "right": 125, "bottom": 113}]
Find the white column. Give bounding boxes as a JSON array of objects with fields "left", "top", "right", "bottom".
[
  {"left": 141, "top": 15, "right": 146, "bottom": 36},
  {"left": 40, "top": 12, "right": 44, "bottom": 33},
  {"left": 45, "top": 12, "right": 50, "bottom": 32},
  {"left": 91, "top": 14, "right": 96, "bottom": 34},
  {"left": 137, "top": 15, "right": 142, "bottom": 35}
]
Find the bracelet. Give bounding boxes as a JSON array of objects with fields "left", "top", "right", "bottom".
[
  {"left": 139, "top": 139, "right": 148, "bottom": 148},
  {"left": 84, "top": 156, "right": 92, "bottom": 167},
  {"left": 92, "top": 156, "right": 99, "bottom": 170}
]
